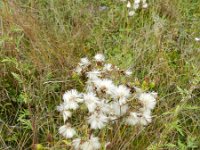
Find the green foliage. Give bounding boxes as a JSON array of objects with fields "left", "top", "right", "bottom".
[
  {"left": 0, "top": 0, "right": 200, "bottom": 149},
  {"left": 17, "top": 109, "right": 32, "bottom": 130}
]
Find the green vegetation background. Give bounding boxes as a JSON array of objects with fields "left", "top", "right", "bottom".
[{"left": 0, "top": 0, "right": 200, "bottom": 149}]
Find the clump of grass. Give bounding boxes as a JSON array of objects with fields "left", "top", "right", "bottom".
[{"left": 0, "top": 0, "right": 200, "bottom": 149}]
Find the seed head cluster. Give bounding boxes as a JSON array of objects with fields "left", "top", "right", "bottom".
[
  {"left": 121, "top": 0, "right": 148, "bottom": 16},
  {"left": 57, "top": 53, "right": 157, "bottom": 149}
]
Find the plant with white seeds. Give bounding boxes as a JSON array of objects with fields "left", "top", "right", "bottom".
[
  {"left": 122, "top": 0, "right": 149, "bottom": 16},
  {"left": 195, "top": 37, "right": 200, "bottom": 42},
  {"left": 59, "top": 123, "right": 76, "bottom": 139},
  {"left": 57, "top": 53, "right": 158, "bottom": 149}
]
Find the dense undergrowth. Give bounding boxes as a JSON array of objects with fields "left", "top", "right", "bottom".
[{"left": 0, "top": 0, "right": 200, "bottom": 149}]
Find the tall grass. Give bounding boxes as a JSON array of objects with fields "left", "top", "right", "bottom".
[{"left": 0, "top": 0, "right": 200, "bottom": 149}]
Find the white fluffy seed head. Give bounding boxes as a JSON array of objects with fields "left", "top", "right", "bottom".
[
  {"left": 63, "top": 89, "right": 83, "bottom": 103},
  {"left": 87, "top": 70, "right": 101, "bottom": 80},
  {"left": 113, "top": 85, "right": 130, "bottom": 105},
  {"left": 72, "top": 138, "right": 81, "bottom": 150},
  {"left": 125, "top": 69, "right": 132, "bottom": 76},
  {"left": 126, "top": 112, "right": 139, "bottom": 125},
  {"left": 94, "top": 79, "right": 115, "bottom": 96},
  {"left": 59, "top": 124, "right": 76, "bottom": 139},
  {"left": 110, "top": 102, "right": 129, "bottom": 116},
  {"left": 103, "top": 63, "right": 113, "bottom": 72},
  {"left": 142, "top": 2, "right": 148, "bottom": 8},
  {"left": 133, "top": 3, "right": 140, "bottom": 10},
  {"left": 126, "top": 110, "right": 152, "bottom": 126},
  {"left": 97, "top": 100, "right": 111, "bottom": 114},
  {"left": 135, "top": 0, "right": 140, "bottom": 4},
  {"left": 128, "top": 11, "right": 135, "bottom": 16},
  {"left": 138, "top": 93, "right": 156, "bottom": 110},
  {"left": 142, "top": 0, "right": 146, "bottom": 4},
  {"left": 80, "top": 135, "right": 101, "bottom": 150},
  {"left": 83, "top": 92, "right": 99, "bottom": 112},
  {"left": 195, "top": 37, "right": 200, "bottom": 41},
  {"left": 75, "top": 66, "right": 83, "bottom": 75},
  {"left": 88, "top": 112, "right": 108, "bottom": 129},
  {"left": 62, "top": 89, "right": 83, "bottom": 110},
  {"left": 139, "top": 110, "right": 152, "bottom": 125},
  {"left": 94, "top": 53, "right": 105, "bottom": 62},
  {"left": 57, "top": 103, "right": 65, "bottom": 112},
  {"left": 127, "top": 1, "right": 131, "bottom": 8},
  {"left": 80, "top": 57, "right": 90, "bottom": 67},
  {"left": 89, "top": 135, "right": 101, "bottom": 149},
  {"left": 63, "top": 110, "right": 72, "bottom": 123},
  {"left": 58, "top": 53, "right": 157, "bottom": 149}
]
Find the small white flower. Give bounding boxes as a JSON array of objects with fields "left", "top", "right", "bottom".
[
  {"left": 57, "top": 102, "right": 72, "bottom": 112},
  {"left": 103, "top": 63, "right": 113, "bottom": 72},
  {"left": 75, "top": 57, "right": 90, "bottom": 75},
  {"left": 113, "top": 85, "right": 130, "bottom": 105},
  {"left": 57, "top": 103, "right": 65, "bottom": 112},
  {"left": 94, "top": 79, "right": 115, "bottom": 96},
  {"left": 133, "top": 0, "right": 140, "bottom": 10},
  {"left": 195, "top": 37, "right": 200, "bottom": 41},
  {"left": 87, "top": 70, "right": 101, "bottom": 80},
  {"left": 139, "top": 110, "right": 152, "bottom": 125},
  {"left": 63, "top": 89, "right": 83, "bottom": 110},
  {"left": 138, "top": 93, "right": 156, "bottom": 110},
  {"left": 88, "top": 112, "right": 108, "bottom": 129},
  {"left": 142, "top": 3, "right": 148, "bottom": 8},
  {"left": 96, "top": 99, "right": 111, "bottom": 114},
  {"left": 86, "top": 80, "right": 96, "bottom": 93},
  {"left": 133, "top": 3, "right": 140, "bottom": 10},
  {"left": 63, "top": 89, "right": 83, "bottom": 103},
  {"left": 75, "top": 66, "right": 83, "bottom": 75},
  {"left": 79, "top": 57, "right": 90, "bottom": 67},
  {"left": 89, "top": 135, "right": 101, "bottom": 150},
  {"left": 128, "top": 11, "right": 135, "bottom": 16},
  {"left": 86, "top": 85, "right": 95, "bottom": 93},
  {"left": 127, "top": 1, "right": 131, "bottom": 8},
  {"left": 72, "top": 138, "right": 81, "bottom": 150},
  {"left": 134, "top": 86, "right": 143, "bottom": 93},
  {"left": 94, "top": 53, "right": 105, "bottom": 62},
  {"left": 59, "top": 124, "right": 76, "bottom": 139},
  {"left": 83, "top": 92, "right": 99, "bottom": 112},
  {"left": 81, "top": 135, "right": 101, "bottom": 150},
  {"left": 150, "top": 91, "right": 158, "bottom": 99},
  {"left": 135, "top": 0, "right": 140, "bottom": 4},
  {"left": 114, "top": 66, "right": 120, "bottom": 71},
  {"left": 63, "top": 110, "right": 72, "bottom": 122},
  {"left": 81, "top": 141, "right": 93, "bottom": 150},
  {"left": 119, "top": 97, "right": 128, "bottom": 107},
  {"left": 110, "top": 102, "right": 129, "bottom": 116},
  {"left": 126, "top": 112, "right": 139, "bottom": 125},
  {"left": 64, "top": 101, "right": 79, "bottom": 110},
  {"left": 126, "top": 110, "right": 152, "bottom": 126},
  {"left": 125, "top": 69, "right": 132, "bottom": 76},
  {"left": 142, "top": 0, "right": 146, "bottom": 2}
]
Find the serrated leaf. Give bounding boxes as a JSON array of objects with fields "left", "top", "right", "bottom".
[
  {"left": 184, "top": 105, "right": 200, "bottom": 110},
  {"left": 11, "top": 72, "right": 23, "bottom": 83},
  {"left": 164, "top": 143, "right": 176, "bottom": 148}
]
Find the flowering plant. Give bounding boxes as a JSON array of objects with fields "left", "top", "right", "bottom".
[
  {"left": 122, "top": 0, "right": 148, "bottom": 16},
  {"left": 57, "top": 53, "right": 157, "bottom": 149}
]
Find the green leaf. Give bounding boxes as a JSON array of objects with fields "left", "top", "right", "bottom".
[{"left": 11, "top": 72, "right": 23, "bottom": 84}]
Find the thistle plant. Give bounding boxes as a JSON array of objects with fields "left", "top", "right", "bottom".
[
  {"left": 122, "top": 0, "right": 148, "bottom": 16},
  {"left": 57, "top": 53, "right": 158, "bottom": 149}
]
